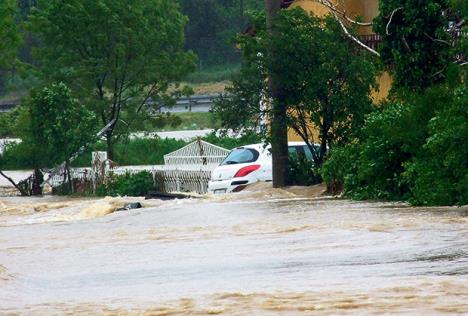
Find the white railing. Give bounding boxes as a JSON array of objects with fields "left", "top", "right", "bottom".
[
  {"left": 47, "top": 165, "right": 215, "bottom": 194},
  {"left": 46, "top": 140, "right": 229, "bottom": 194}
]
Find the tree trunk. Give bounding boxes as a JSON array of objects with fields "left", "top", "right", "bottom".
[
  {"left": 106, "top": 131, "right": 114, "bottom": 161},
  {"left": 66, "top": 159, "right": 73, "bottom": 194},
  {"left": 317, "top": 122, "right": 330, "bottom": 166},
  {"left": 31, "top": 168, "right": 43, "bottom": 196},
  {"left": 265, "top": 0, "right": 289, "bottom": 188}
]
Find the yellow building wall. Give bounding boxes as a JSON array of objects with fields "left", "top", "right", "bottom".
[{"left": 287, "top": 0, "right": 392, "bottom": 142}]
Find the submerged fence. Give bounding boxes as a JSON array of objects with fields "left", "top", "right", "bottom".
[
  {"left": 47, "top": 165, "right": 215, "bottom": 194},
  {"left": 46, "top": 140, "right": 230, "bottom": 194}
]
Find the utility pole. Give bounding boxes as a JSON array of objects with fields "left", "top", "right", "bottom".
[{"left": 264, "top": 0, "right": 289, "bottom": 187}]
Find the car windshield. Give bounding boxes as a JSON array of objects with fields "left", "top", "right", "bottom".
[{"left": 221, "top": 148, "right": 259, "bottom": 165}]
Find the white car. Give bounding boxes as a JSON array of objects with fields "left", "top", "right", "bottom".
[{"left": 208, "top": 142, "right": 315, "bottom": 194}]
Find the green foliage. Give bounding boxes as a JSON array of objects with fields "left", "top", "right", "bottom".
[
  {"left": 1, "top": 137, "right": 188, "bottom": 170},
  {"left": 202, "top": 131, "right": 262, "bottom": 150},
  {"left": 373, "top": 0, "right": 451, "bottom": 90},
  {"left": 5, "top": 83, "right": 96, "bottom": 169},
  {"left": 29, "top": 0, "right": 196, "bottom": 156},
  {"left": 95, "top": 171, "right": 156, "bottom": 197},
  {"left": 179, "top": 0, "right": 263, "bottom": 68},
  {"left": 0, "top": 0, "right": 21, "bottom": 68},
  {"left": 0, "top": 110, "right": 19, "bottom": 138},
  {"left": 288, "top": 156, "right": 321, "bottom": 186},
  {"left": 321, "top": 83, "right": 467, "bottom": 205},
  {"left": 1, "top": 133, "right": 259, "bottom": 170},
  {"left": 404, "top": 86, "right": 468, "bottom": 205},
  {"left": 320, "top": 145, "right": 359, "bottom": 194},
  {"left": 214, "top": 9, "right": 378, "bottom": 165},
  {"left": 130, "top": 112, "right": 220, "bottom": 132},
  {"left": 347, "top": 104, "right": 413, "bottom": 200},
  {"left": 71, "top": 138, "right": 188, "bottom": 168},
  {"left": 185, "top": 64, "right": 241, "bottom": 83}
]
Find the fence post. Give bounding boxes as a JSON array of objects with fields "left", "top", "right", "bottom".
[
  {"left": 176, "top": 168, "right": 181, "bottom": 192},
  {"left": 91, "top": 151, "right": 107, "bottom": 193}
]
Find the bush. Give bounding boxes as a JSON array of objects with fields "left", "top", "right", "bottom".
[
  {"left": 202, "top": 131, "right": 262, "bottom": 150},
  {"left": 320, "top": 84, "right": 465, "bottom": 205},
  {"left": 95, "top": 171, "right": 156, "bottom": 197},
  {"left": 71, "top": 138, "right": 188, "bottom": 168},
  {"left": 404, "top": 86, "right": 468, "bottom": 205},
  {"left": 320, "top": 145, "right": 359, "bottom": 194},
  {"left": 288, "top": 156, "right": 321, "bottom": 186}
]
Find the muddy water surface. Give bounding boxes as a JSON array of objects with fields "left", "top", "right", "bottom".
[{"left": 0, "top": 188, "right": 467, "bottom": 315}]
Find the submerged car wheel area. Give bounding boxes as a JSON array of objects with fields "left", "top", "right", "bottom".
[{"left": 208, "top": 142, "right": 315, "bottom": 194}]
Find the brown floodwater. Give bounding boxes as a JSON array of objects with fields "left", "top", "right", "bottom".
[{"left": 0, "top": 186, "right": 467, "bottom": 315}]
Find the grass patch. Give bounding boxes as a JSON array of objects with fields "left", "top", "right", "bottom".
[
  {"left": 185, "top": 64, "right": 240, "bottom": 84},
  {"left": 70, "top": 138, "right": 188, "bottom": 167},
  {"left": 154, "top": 112, "right": 220, "bottom": 132},
  {"left": 128, "top": 112, "right": 220, "bottom": 133},
  {"left": 0, "top": 132, "right": 263, "bottom": 170}
]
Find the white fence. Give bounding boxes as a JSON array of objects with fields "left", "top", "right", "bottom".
[
  {"left": 46, "top": 140, "right": 230, "bottom": 194},
  {"left": 47, "top": 165, "right": 214, "bottom": 194}
]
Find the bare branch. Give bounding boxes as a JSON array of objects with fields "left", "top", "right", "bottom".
[
  {"left": 0, "top": 170, "right": 29, "bottom": 196},
  {"left": 316, "top": 0, "right": 372, "bottom": 26},
  {"left": 424, "top": 32, "right": 451, "bottom": 46},
  {"left": 386, "top": 7, "right": 403, "bottom": 35},
  {"left": 329, "top": 8, "right": 381, "bottom": 56},
  {"left": 402, "top": 35, "right": 411, "bottom": 52}
]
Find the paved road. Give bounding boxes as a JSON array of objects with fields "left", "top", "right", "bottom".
[{"left": 130, "top": 129, "right": 214, "bottom": 141}]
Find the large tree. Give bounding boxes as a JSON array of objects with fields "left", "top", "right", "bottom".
[
  {"left": 0, "top": 0, "right": 20, "bottom": 68},
  {"left": 179, "top": 0, "right": 264, "bottom": 67},
  {"left": 1, "top": 83, "right": 96, "bottom": 195},
  {"left": 214, "top": 9, "right": 377, "bottom": 166},
  {"left": 373, "top": 0, "right": 453, "bottom": 90},
  {"left": 0, "top": 0, "right": 21, "bottom": 95},
  {"left": 29, "top": 0, "right": 196, "bottom": 159}
]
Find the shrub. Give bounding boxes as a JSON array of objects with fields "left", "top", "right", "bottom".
[
  {"left": 95, "top": 171, "right": 156, "bottom": 197},
  {"left": 320, "top": 84, "right": 464, "bottom": 205},
  {"left": 320, "top": 145, "right": 359, "bottom": 194},
  {"left": 404, "top": 86, "right": 468, "bottom": 205},
  {"left": 288, "top": 156, "right": 321, "bottom": 186},
  {"left": 70, "top": 138, "right": 188, "bottom": 168},
  {"left": 202, "top": 131, "right": 262, "bottom": 150}
]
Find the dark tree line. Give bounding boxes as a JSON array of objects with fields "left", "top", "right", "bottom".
[{"left": 179, "top": 0, "right": 263, "bottom": 68}]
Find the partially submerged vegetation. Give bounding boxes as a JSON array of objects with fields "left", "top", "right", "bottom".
[
  {"left": 0, "top": 0, "right": 466, "bottom": 205},
  {"left": 213, "top": 4, "right": 466, "bottom": 205}
]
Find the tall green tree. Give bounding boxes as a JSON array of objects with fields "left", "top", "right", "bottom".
[
  {"left": 0, "top": 0, "right": 21, "bottom": 95},
  {"left": 14, "top": 83, "right": 96, "bottom": 193},
  {"left": 29, "top": 0, "right": 196, "bottom": 159},
  {"left": 214, "top": 9, "right": 377, "bottom": 166},
  {"left": 179, "top": 0, "right": 263, "bottom": 68},
  {"left": 373, "top": 0, "right": 452, "bottom": 90},
  {"left": 0, "top": 0, "right": 20, "bottom": 68}
]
